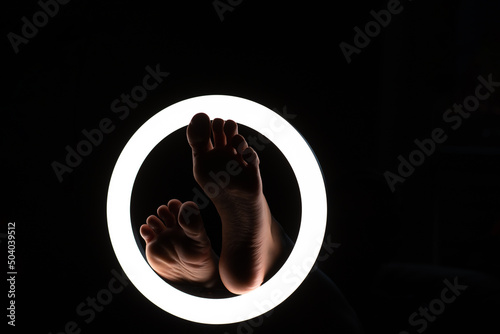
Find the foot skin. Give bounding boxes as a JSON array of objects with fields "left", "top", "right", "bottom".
[
  {"left": 140, "top": 199, "right": 219, "bottom": 288},
  {"left": 186, "top": 113, "right": 284, "bottom": 294}
]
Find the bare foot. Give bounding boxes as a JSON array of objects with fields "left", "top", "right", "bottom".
[
  {"left": 140, "top": 199, "right": 219, "bottom": 288},
  {"left": 186, "top": 113, "right": 283, "bottom": 294}
]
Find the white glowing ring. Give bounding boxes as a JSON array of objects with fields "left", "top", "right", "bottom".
[{"left": 106, "top": 95, "right": 327, "bottom": 324}]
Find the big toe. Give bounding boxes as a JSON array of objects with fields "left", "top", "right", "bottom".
[{"left": 187, "top": 113, "right": 212, "bottom": 156}]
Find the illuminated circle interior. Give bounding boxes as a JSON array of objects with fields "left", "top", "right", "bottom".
[{"left": 106, "top": 95, "right": 327, "bottom": 324}]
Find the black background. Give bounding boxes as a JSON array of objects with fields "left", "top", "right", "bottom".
[{"left": 3, "top": 0, "right": 500, "bottom": 333}]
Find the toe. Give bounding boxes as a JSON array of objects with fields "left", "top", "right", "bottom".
[
  {"left": 146, "top": 215, "right": 166, "bottom": 233},
  {"left": 242, "top": 147, "right": 260, "bottom": 168},
  {"left": 231, "top": 134, "right": 248, "bottom": 155},
  {"left": 223, "top": 120, "right": 238, "bottom": 142},
  {"left": 140, "top": 224, "right": 156, "bottom": 242},
  {"left": 212, "top": 118, "right": 226, "bottom": 148},
  {"left": 178, "top": 201, "right": 209, "bottom": 244},
  {"left": 187, "top": 113, "right": 213, "bottom": 156},
  {"left": 157, "top": 205, "right": 176, "bottom": 228},
  {"left": 167, "top": 199, "right": 182, "bottom": 221}
]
